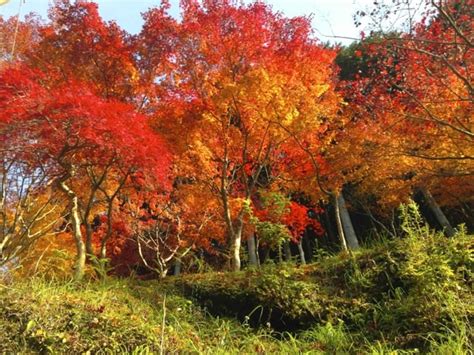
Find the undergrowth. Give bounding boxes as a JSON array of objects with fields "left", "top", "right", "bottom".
[{"left": 0, "top": 202, "right": 472, "bottom": 353}]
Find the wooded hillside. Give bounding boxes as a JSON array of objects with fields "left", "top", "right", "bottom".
[{"left": 0, "top": 1, "right": 472, "bottom": 351}]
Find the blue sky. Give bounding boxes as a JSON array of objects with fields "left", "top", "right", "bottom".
[{"left": 1, "top": 0, "right": 374, "bottom": 44}]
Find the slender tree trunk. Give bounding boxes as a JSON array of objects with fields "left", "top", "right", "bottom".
[
  {"left": 333, "top": 193, "right": 348, "bottom": 251},
  {"left": 255, "top": 236, "right": 260, "bottom": 265},
  {"left": 297, "top": 239, "right": 306, "bottom": 265},
  {"left": 283, "top": 241, "right": 291, "bottom": 261},
  {"left": 99, "top": 244, "right": 107, "bottom": 260},
  {"left": 230, "top": 232, "right": 242, "bottom": 271},
  {"left": 160, "top": 269, "right": 168, "bottom": 279},
  {"left": 421, "top": 188, "right": 455, "bottom": 237},
  {"left": 278, "top": 245, "right": 283, "bottom": 263},
  {"left": 59, "top": 181, "right": 86, "bottom": 281},
  {"left": 221, "top": 186, "right": 242, "bottom": 271},
  {"left": 70, "top": 202, "right": 86, "bottom": 281},
  {"left": 337, "top": 192, "right": 360, "bottom": 250},
  {"left": 230, "top": 220, "right": 243, "bottom": 271},
  {"left": 83, "top": 191, "right": 98, "bottom": 261},
  {"left": 247, "top": 234, "right": 259, "bottom": 267}
]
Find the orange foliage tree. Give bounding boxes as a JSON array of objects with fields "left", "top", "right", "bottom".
[{"left": 138, "top": 0, "right": 341, "bottom": 270}]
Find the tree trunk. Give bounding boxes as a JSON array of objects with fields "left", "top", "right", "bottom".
[
  {"left": 337, "top": 192, "right": 360, "bottom": 250},
  {"left": 283, "top": 241, "right": 291, "bottom": 261},
  {"left": 333, "top": 193, "right": 348, "bottom": 251},
  {"left": 83, "top": 192, "right": 98, "bottom": 261},
  {"left": 221, "top": 185, "right": 242, "bottom": 271},
  {"left": 59, "top": 181, "right": 86, "bottom": 281},
  {"left": 230, "top": 221, "right": 243, "bottom": 271},
  {"left": 230, "top": 234, "right": 241, "bottom": 271},
  {"left": 297, "top": 239, "right": 306, "bottom": 265},
  {"left": 247, "top": 234, "right": 259, "bottom": 267},
  {"left": 255, "top": 236, "right": 260, "bottom": 265},
  {"left": 421, "top": 188, "right": 455, "bottom": 237},
  {"left": 99, "top": 244, "right": 107, "bottom": 260}
]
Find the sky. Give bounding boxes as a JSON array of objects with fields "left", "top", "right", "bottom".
[{"left": 0, "top": 0, "right": 375, "bottom": 44}]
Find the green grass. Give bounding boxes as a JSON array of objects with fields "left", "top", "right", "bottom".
[
  {"left": 0, "top": 215, "right": 472, "bottom": 353},
  {"left": 0, "top": 276, "right": 309, "bottom": 353}
]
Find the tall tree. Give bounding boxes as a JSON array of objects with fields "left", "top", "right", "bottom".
[{"left": 139, "top": 0, "right": 340, "bottom": 270}]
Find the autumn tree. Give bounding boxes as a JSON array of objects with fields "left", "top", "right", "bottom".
[
  {"left": 0, "top": 65, "right": 170, "bottom": 280},
  {"left": 139, "top": 0, "right": 341, "bottom": 270},
  {"left": 339, "top": 0, "right": 473, "bottom": 234}
]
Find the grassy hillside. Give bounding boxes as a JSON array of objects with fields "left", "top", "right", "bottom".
[{"left": 0, "top": 223, "right": 472, "bottom": 353}]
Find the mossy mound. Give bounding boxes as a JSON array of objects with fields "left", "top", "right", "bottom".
[
  {"left": 0, "top": 278, "right": 336, "bottom": 353},
  {"left": 173, "top": 231, "right": 473, "bottom": 351}
]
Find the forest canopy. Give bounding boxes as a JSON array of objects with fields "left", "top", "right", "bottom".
[{"left": 0, "top": 0, "right": 472, "bottom": 280}]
